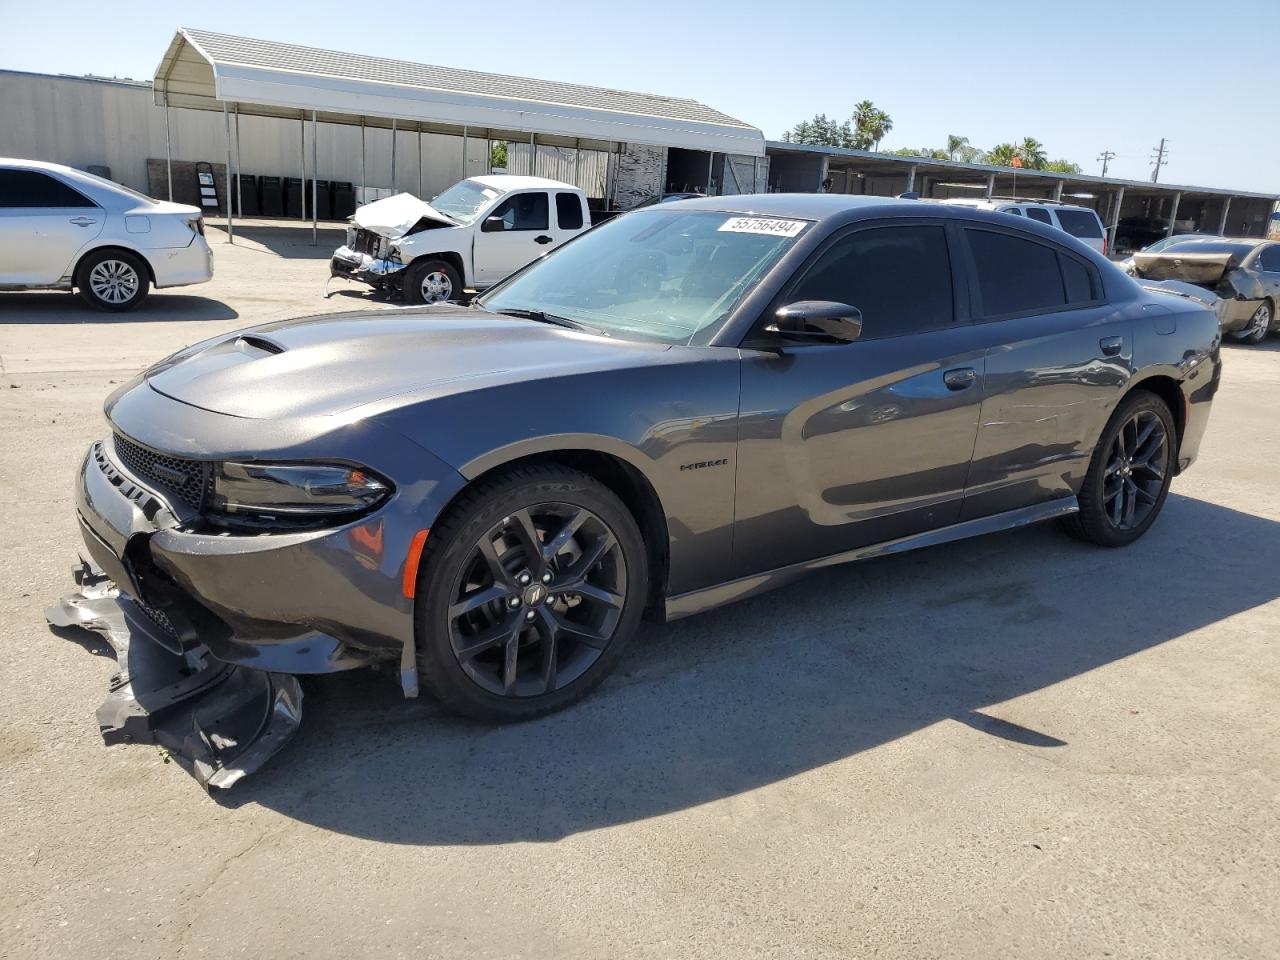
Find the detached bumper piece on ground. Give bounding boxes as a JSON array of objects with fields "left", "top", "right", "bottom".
[{"left": 45, "top": 563, "right": 302, "bottom": 789}]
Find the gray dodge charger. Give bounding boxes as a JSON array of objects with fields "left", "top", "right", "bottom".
[{"left": 51, "top": 194, "right": 1221, "bottom": 786}]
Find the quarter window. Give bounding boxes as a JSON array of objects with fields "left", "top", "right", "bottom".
[
  {"left": 555, "top": 192, "right": 583, "bottom": 230},
  {"left": 1061, "top": 254, "right": 1096, "bottom": 303},
  {"left": 966, "top": 228, "right": 1066, "bottom": 317},
  {"left": 788, "top": 225, "right": 954, "bottom": 339},
  {"left": 0, "top": 170, "right": 95, "bottom": 208},
  {"left": 1257, "top": 245, "right": 1280, "bottom": 272},
  {"left": 490, "top": 192, "right": 549, "bottom": 231}
]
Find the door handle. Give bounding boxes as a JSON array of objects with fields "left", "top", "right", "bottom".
[
  {"left": 942, "top": 367, "right": 977, "bottom": 390},
  {"left": 1099, "top": 335, "right": 1123, "bottom": 356},
  {"left": 533, "top": 235, "right": 553, "bottom": 245},
  {"left": 69, "top": 217, "right": 98, "bottom": 227}
]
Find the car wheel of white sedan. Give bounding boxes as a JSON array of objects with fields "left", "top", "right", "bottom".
[{"left": 76, "top": 249, "right": 150, "bottom": 312}]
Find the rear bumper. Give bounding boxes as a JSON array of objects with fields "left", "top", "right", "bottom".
[{"left": 150, "top": 235, "right": 213, "bottom": 288}]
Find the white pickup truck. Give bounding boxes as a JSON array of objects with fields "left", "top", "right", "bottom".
[{"left": 330, "top": 175, "right": 591, "bottom": 303}]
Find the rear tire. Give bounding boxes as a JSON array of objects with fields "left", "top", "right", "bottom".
[
  {"left": 76, "top": 249, "right": 150, "bottom": 311},
  {"left": 1060, "top": 391, "right": 1176, "bottom": 547},
  {"left": 1231, "top": 300, "right": 1272, "bottom": 344},
  {"left": 415, "top": 464, "right": 648, "bottom": 723},
  {"left": 403, "top": 258, "right": 460, "bottom": 305}
]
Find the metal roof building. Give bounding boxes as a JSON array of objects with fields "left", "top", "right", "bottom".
[{"left": 155, "top": 29, "right": 765, "bottom": 157}]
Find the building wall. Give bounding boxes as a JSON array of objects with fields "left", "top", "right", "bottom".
[{"left": 0, "top": 72, "right": 613, "bottom": 204}]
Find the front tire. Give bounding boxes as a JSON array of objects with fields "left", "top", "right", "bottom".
[
  {"left": 1060, "top": 391, "right": 1176, "bottom": 547},
  {"left": 76, "top": 249, "right": 149, "bottom": 311},
  {"left": 415, "top": 464, "right": 649, "bottom": 723},
  {"left": 1231, "top": 300, "right": 1272, "bottom": 345},
  {"left": 403, "top": 258, "right": 460, "bottom": 305}
]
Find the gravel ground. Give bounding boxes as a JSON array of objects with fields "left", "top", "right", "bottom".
[{"left": 1, "top": 223, "right": 1277, "bottom": 959}]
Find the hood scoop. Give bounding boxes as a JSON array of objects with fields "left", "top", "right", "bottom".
[{"left": 234, "top": 334, "right": 285, "bottom": 356}]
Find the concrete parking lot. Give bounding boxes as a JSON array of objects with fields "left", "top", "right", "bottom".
[{"left": 1, "top": 223, "right": 1277, "bottom": 960}]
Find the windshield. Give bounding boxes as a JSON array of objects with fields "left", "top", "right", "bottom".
[
  {"left": 478, "top": 210, "right": 809, "bottom": 344},
  {"left": 429, "top": 179, "right": 502, "bottom": 225}
]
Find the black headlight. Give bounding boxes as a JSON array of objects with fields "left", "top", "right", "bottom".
[{"left": 208, "top": 462, "right": 391, "bottom": 527}]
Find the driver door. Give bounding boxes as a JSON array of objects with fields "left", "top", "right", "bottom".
[
  {"left": 473, "top": 191, "right": 553, "bottom": 286},
  {"left": 732, "top": 221, "right": 985, "bottom": 577}
]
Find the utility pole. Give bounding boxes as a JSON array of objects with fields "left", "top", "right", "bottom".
[
  {"left": 1150, "top": 138, "right": 1168, "bottom": 183},
  {"left": 1097, "top": 150, "right": 1115, "bottom": 178}
]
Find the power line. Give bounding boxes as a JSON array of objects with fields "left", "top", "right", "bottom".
[
  {"left": 1150, "top": 138, "right": 1168, "bottom": 183},
  {"left": 1096, "top": 150, "right": 1115, "bottom": 177}
]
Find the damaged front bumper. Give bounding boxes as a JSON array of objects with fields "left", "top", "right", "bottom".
[
  {"left": 46, "top": 563, "right": 301, "bottom": 789},
  {"left": 328, "top": 243, "right": 406, "bottom": 290}
]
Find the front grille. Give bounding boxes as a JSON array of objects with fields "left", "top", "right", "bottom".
[
  {"left": 112, "top": 433, "right": 210, "bottom": 512},
  {"left": 350, "top": 227, "right": 385, "bottom": 259}
]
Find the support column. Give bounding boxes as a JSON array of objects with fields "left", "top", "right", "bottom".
[
  {"left": 360, "top": 119, "right": 366, "bottom": 198},
  {"left": 163, "top": 95, "right": 173, "bottom": 201},
  {"left": 574, "top": 139, "right": 581, "bottom": 188},
  {"left": 391, "top": 118, "right": 398, "bottom": 191},
  {"left": 460, "top": 125, "right": 468, "bottom": 182},
  {"left": 985, "top": 173, "right": 995, "bottom": 198},
  {"left": 1053, "top": 180, "right": 1064, "bottom": 201},
  {"left": 905, "top": 164, "right": 917, "bottom": 194},
  {"left": 311, "top": 110, "right": 318, "bottom": 246},
  {"left": 1218, "top": 197, "right": 1232, "bottom": 235},
  {"left": 233, "top": 104, "right": 242, "bottom": 221},
  {"left": 299, "top": 114, "right": 306, "bottom": 222},
  {"left": 707, "top": 151, "right": 715, "bottom": 194},
  {"left": 1109, "top": 186, "right": 1125, "bottom": 254},
  {"left": 222, "top": 102, "right": 234, "bottom": 243},
  {"left": 530, "top": 132, "right": 536, "bottom": 177},
  {"left": 418, "top": 125, "right": 424, "bottom": 198},
  {"left": 1166, "top": 191, "right": 1181, "bottom": 238}
]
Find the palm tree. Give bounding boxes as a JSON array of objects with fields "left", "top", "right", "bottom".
[
  {"left": 1017, "top": 137, "right": 1047, "bottom": 170},
  {"left": 946, "top": 134, "right": 970, "bottom": 161},
  {"left": 851, "top": 100, "right": 893, "bottom": 151},
  {"left": 984, "top": 143, "right": 1018, "bottom": 166}
]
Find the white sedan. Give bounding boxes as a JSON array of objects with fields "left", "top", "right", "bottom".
[{"left": 0, "top": 158, "right": 213, "bottom": 311}]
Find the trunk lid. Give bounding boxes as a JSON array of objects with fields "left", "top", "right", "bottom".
[{"left": 1132, "top": 250, "right": 1235, "bottom": 286}]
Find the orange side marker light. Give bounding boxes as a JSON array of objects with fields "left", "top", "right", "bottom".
[{"left": 402, "top": 529, "right": 431, "bottom": 598}]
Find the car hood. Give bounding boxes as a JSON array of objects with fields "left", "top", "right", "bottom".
[
  {"left": 353, "top": 193, "right": 455, "bottom": 238},
  {"left": 143, "top": 307, "right": 670, "bottom": 420}
]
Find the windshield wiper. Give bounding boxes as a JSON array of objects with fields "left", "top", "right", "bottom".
[{"left": 493, "top": 307, "right": 606, "bottom": 335}]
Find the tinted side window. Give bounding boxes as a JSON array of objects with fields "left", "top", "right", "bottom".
[
  {"left": 1061, "top": 254, "right": 1096, "bottom": 303},
  {"left": 0, "top": 170, "right": 95, "bottom": 208},
  {"left": 789, "top": 225, "right": 953, "bottom": 339},
  {"left": 1001, "top": 207, "right": 1023, "bottom": 216},
  {"left": 1258, "top": 245, "right": 1280, "bottom": 272},
  {"left": 555, "top": 192, "right": 583, "bottom": 230},
  {"left": 1057, "top": 209, "right": 1104, "bottom": 239},
  {"left": 1025, "top": 207, "right": 1053, "bottom": 224},
  {"left": 492, "top": 192, "right": 549, "bottom": 231},
  {"left": 966, "top": 228, "right": 1066, "bottom": 317}
]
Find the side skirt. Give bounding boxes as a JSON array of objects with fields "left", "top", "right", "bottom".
[{"left": 664, "top": 496, "right": 1079, "bottom": 621}]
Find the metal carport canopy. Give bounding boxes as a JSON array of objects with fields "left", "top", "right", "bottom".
[{"left": 154, "top": 28, "right": 766, "bottom": 156}]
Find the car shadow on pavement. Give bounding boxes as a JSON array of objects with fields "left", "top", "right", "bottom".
[
  {"left": 221, "top": 492, "right": 1280, "bottom": 843},
  {"left": 211, "top": 224, "right": 347, "bottom": 260},
  {"left": 0, "top": 291, "right": 238, "bottom": 323}
]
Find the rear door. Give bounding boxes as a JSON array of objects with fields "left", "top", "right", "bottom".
[
  {"left": 552, "top": 191, "right": 588, "bottom": 245},
  {"left": 957, "top": 223, "right": 1131, "bottom": 519},
  {"left": 0, "top": 169, "right": 104, "bottom": 284},
  {"left": 733, "top": 220, "right": 985, "bottom": 576},
  {"left": 472, "top": 190, "right": 553, "bottom": 285}
]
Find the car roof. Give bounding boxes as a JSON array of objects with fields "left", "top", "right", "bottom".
[
  {"left": 937, "top": 197, "right": 1099, "bottom": 213},
  {"left": 658, "top": 193, "right": 906, "bottom": 219},
  {"left": 469, "top": 174, "right": 576, "bottom": 191}
]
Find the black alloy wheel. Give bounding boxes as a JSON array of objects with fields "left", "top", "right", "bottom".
[
  {"left": 449, "top": 505, "right": 626, "bottom": 697},
  {"left": 1061, "top": 391, "right": 1176, "bottom": 547},
  {"left": 415, "top": 465, "right": 647, "bottom": 722}
]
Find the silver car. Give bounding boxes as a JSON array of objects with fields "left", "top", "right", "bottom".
[{"left": 0, "top": 158, "right": 213, "bottom": 310}]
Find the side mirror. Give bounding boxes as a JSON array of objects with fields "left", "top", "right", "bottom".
[
  {"left": 481, "top": 215, "right": 506, "bottom": 233},
  {"left": 766, "top": 301, "right": 863, "bottom": 343}
]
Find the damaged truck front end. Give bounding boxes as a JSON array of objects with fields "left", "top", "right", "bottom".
[{"left": 329, "top": 192, "right": 458, "bottom": 297}]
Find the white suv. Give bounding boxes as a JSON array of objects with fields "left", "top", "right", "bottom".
[
  {"left": 0, "top": 159, "right": 213, "bottom": 311},
  {"left": 937, "top": 198, "right": 1109, "bottom": 256}
]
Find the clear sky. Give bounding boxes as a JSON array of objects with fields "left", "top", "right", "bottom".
[{"left": 2, "top": 0, "right": 1276, "bottom": 193}]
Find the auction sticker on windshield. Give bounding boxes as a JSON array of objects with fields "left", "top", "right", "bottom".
[{"left": 718, "top": 217, "right": 808, "bottom": 237}]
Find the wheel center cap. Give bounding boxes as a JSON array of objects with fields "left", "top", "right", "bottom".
[{"left": 524, "top": 584, "right": 547, "bottom": 606}]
